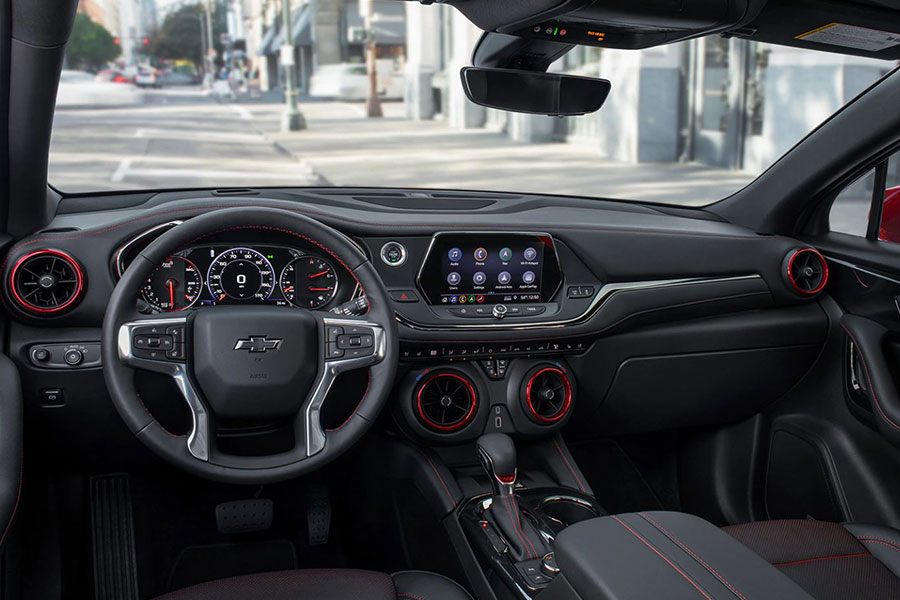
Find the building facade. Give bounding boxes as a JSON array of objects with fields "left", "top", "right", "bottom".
[{"left": 403, "top": 4, "right": 894, "bottom": 175}]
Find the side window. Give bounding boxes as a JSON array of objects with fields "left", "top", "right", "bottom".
[{"left": 829, "top": 154, "right": 900, "bottom": 242}]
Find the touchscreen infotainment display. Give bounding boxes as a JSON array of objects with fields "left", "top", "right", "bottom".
[{"left": 417, "top": 233, "right": 562, "bottom": 305}]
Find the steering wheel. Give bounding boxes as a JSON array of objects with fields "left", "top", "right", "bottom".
[{"left": 101, "top": 207, "right": 398, "bottom": 483}]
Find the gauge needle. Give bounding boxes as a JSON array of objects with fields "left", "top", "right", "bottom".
[
  {"left": 309, "top": 287, "right": 331, "bottom": 291},
  {"left": 283, "top": 286, "right": 294, "bottom": 292},
  {"left": 309, "top": 271, "right": 329, "bottom": 278},
  {"left": 168, "top": 280, "right": 175, "bottom": 307}
]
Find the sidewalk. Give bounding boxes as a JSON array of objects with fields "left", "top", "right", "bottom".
[{"left": 243, "top": 99, "right": 756, "bottom": 206}]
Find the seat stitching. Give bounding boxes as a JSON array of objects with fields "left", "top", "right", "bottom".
[
  {"left": 859, "top": 537, "right": 900, "bottom": 553},
  {"left": 639, "top": 513, "right": 747, "bottom": 600},
  {"left": 552, "top": 436, "right": 588, "bottom": 493},
  {"left": 840, "top": 325, "right": 900, "bottom": 432},
  {"left": 611, "top": 515, "right": 713, "bottom": 600},
  {"left": 773, "top": 552, "right": 870, "bottom": 568}
]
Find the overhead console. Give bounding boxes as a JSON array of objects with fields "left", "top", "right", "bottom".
[{"left": 446, "top": 0, "right": 766, "bottom": 50}]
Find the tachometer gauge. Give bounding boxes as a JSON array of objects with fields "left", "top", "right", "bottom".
[
  {"left": 280, "top": 255, "right": 338, "bottom": 309},
  {"left": 207, "top": 247, "right": 275, "bottom": 301},
  {"left": 141, "top": 256, "right": 202, "bottom": 312}
]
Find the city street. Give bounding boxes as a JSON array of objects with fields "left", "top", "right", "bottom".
[{"left": 52, "top": 85, "right": 761, "bottom": 207}]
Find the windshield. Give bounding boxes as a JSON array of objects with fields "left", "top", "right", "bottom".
[{"left": 49, "top": 1, "right": 897, "bottom": 206}]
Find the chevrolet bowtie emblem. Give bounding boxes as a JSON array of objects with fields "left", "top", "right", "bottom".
[{"left": 233, "top": 336, "right": 283, "bottom": 353}]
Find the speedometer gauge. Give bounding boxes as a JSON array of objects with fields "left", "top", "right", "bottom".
[
  {"left": 280, "top": 255, "right": 338, "bottom": 309},
  {"left": 207, "top": 247, "right": 275, "bottom": 301},
  {"left": 142, "top": 256, "right": 202, "bottom": 312}
]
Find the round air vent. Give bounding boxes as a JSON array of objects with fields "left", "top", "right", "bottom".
[
  {"left": 523, "top": 366, "right": 573, "bottom": 424},
  {"left": 415, "top": 371, "right": 478, "bottom": 432},
  {"left": 785, "top": 248, "right": 828, "bottom": 296},
  {"left": 9, "top": 250, "right": 85, "bottom": 314}
]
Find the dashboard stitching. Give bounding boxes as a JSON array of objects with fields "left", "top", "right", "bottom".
[{"left": 174, "top": 225, "right": 369, "bottom": 315}]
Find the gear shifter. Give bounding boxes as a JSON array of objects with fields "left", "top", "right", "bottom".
[{"left": 477, "top": 434, "right": 548, "bottom": 562}]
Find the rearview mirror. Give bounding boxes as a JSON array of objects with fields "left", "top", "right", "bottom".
[{"left": 460, "top": 67, "right": 611, "bottom": 117}]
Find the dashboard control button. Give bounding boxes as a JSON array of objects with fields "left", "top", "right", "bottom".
[
  {"left": 389, "top": 289, "right": 419, "bottom": 303},
  {"left": 524, "top": 305, "right": 546, "bottom": 316},
  {"left": 506, "top": 306, "right": 521, "bottom": 315},
  {"left": 63, "top": 349, "right": 84, "bottom": 366},
  {"left": 380, "top": 241, "right": 407, "bottom": 267},
  {"left": 41, "top": 388, "right": 64, "bottom": 407},
  {"left": 567, "top": 286, "right": 595, "bottom": 299},
  {"left": 492, "top": 304, "right": 508, "bottom": 319},
  {"left": 32, "top": 347, "right": 50, "bottom": 362}
]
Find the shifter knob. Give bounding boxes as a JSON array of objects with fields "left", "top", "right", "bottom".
[{"left": 477, "top": 433, "right": 517, "bottom": 496}]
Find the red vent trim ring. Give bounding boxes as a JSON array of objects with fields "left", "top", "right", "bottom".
[
  {"left": 525, "top": 367, "right": 573, "bottom": 424},
  {"left": 9, "top": 249, "right": 85, "bottom": 314},
  {"left": 415, "top": 372, "right": 478, "bottom": 433},
  {"left": 787, "top": 248, "right": 828, "bottom": 296}
]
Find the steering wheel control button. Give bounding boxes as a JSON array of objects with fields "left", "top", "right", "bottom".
[
  {"left": 492, "top": 304, "right": 508, "bottom": 319},
  {"left": 388, "top": 289, "right": 419, "bottom": 303},
  {"left": 380, "top": 241, "right": 407, "bottom": 267},
  {"left": 166, "top": 325, "right": 185, "bottom": 344},
  {"left": 63, "top": 349, "right": 84, "bottom": 366},
  {"left": 327, "top": 345, "right": 345, "bottom": 359}
]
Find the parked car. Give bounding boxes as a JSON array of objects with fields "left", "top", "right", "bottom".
[
  {"left": 159, "top": 69, "right": 200, "bottom": 86},
  {"left": 309, "top": 61, "right": 404, "bottom": 100},
  {"left": 94, "top": 69, "right": 131, "bottom": 84},
  {"left": 134, "top": 67, "right": 161, "bottom": 89}
]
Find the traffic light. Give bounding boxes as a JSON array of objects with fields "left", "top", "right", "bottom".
[
  {"left": 113, "top": 37, "right": 120, "bottom": 45},
  {"left": 142, "top": 37, "right": 149, "bottom": 46}
]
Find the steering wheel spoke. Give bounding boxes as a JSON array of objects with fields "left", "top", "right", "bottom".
[
  {"left": 116, "top": 316, "right": 210, "bottom": 462},
  {"left": 303, "top": 316, "right": 387, "bottom": 457}
]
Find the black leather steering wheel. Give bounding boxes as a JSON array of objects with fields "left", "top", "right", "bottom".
[{"left": 101, "top": 207, "right": 398, "bottom": 484}]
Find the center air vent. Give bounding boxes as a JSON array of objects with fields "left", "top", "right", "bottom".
[
  {"left": 784, "top": 248, "right": 828, "bottom": 296},
  {"left": 9, "top": 250, "right": 85, "bottom": 314},
  {"left": 415, "top": 372, "right": 478, "bottom": 432},
  {"left": 523, "top": 366, "right": 573, "bottom": 424}
]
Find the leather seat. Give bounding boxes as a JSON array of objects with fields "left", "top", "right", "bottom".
[
  {"left": 724, "top": 520, "right": 900, "bottom": 600},
  {"left": 154, "top": 569, "right": 472, "bottom": 600}
]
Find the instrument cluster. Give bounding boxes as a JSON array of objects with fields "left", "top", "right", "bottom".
[{"left": 140, "top": 244, "right": 345, "bottom": 313}]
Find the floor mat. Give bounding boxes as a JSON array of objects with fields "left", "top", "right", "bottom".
[{"left": 165, "top": 540, "right": 297, "bottom": 593}]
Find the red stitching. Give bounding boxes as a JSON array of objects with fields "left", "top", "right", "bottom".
[
  {"left": 639, "top": 513, "right": 747, "bottom": 600},
  {"left": 857, "top": 535, "right": 900, "bottom": 552},
  {"left": 326, "top": 370, "right": 371, "bottom": 432},
  {"left": 773, "top": 552, "right": 870, "bottom": 568},
  {"left": 505, "top": 495, "right": 538, "bottom": 559},
  {"left": 425, "top": 455, "right": 456, "bottom": 508},
  {"left": 860, "top": 538, "right": 900, "bottom": 554},
  {"left": 841, "top": 324, "right": 900, "bottom": 432},
  {"left": 552, "top": 436, "right": 588, "bottom": 493},
  {"left": 397, "top": 594, "right": 427, "bottom": 600},
  {"left": 612, "top": 515, "right": 713, "bottom": 600}
]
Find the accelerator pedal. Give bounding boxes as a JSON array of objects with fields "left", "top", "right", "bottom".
[
  {"left": 307, "top": 484, "right": 332, "bottom": 546},
  {"left": 215, "top": 499, "right": 274, "bottom": 534},
  {"left": 90, "top": 474, "right": 140, "bottom": 600}
]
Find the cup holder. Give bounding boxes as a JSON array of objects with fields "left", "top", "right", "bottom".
[{"left": 540, "top": 496, "right": 599, "bottom": 528}]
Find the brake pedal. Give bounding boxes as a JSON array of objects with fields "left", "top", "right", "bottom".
[
  {"left": 307, "top": 484, "right": 331, "bottom": 546},
  {"left": 216, "top": 499, "right": 274, "bottom": 534}
]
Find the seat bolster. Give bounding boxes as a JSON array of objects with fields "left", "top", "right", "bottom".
[
  {"left": 844, "top": 523, "right": 900, "bottom": 579},
  {"left": 392, "top": 570, "right": 473, "bottom": 600}
]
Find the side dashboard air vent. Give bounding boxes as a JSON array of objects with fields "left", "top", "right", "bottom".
[
  {"left": 415, "top": 372, "right": 478, "bottom": 432},
  {"left": 9, "top": 250, "right": 85, "bottom": 314},
  {"left": 785, "top": 248, "right": 828, "bottom": 296},
  {"left": 523, "top": 366, "right": 573, "bottom": 424}
]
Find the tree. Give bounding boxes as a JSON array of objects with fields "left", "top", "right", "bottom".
[
  {"left": 148, "top": 2, "right": 227, "bottom": 67},
  {"left": 66, "top": 13, "right": 121, "bottom": 72}
]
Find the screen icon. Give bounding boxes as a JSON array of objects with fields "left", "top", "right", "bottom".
[
  {"left": 449, "top": 295, "right": 458, "bottom": 303},
  {"left": 448, "top": 247, "right": 462, "bottom": 262},
  {"left": 498, "top": 271, "right": 511, "bottom": 285},
  {"left": 476, "top": 295, "right": 485, "bottom": 303},
  {"left": 474, "top": 247, "right": 488, "bottom": 262},
  {"left": 523, "top": 271, "right": 536, "bottom": 284},
  {"left": 473, "top": 271, "right": 486, "bottom": 285},
  {"left": 458, "top": 294, "right": 468, "bottom": 304},
  {"left": 447, "top": 272, "right": 461, "bottom": 286},
  {"left": 523, "top": 247, "right": 537, "bottom": 261},
  {"left": 499, "top": 247, "right": 513, "bottom": 261},
  {"left": 468, "top": 295, "right": 476, "bottom": 304}
]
